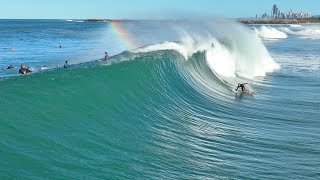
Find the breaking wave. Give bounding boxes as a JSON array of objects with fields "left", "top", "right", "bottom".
[{"left": 254, "top": 26, "right": 288, "bottom": 39}]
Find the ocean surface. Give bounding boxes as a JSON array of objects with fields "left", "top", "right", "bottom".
[{"left": 0, "top": 19, "right": 319, "bottom": 179}]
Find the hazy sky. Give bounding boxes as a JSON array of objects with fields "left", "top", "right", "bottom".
[{"left": 0, "top": 0, "right": 319, "bottom": 19}]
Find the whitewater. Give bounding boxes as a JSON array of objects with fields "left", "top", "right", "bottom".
[{"left": 0, "top": 20, "right": 319, "bottom": 179}]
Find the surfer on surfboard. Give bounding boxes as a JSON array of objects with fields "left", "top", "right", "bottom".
[
  {"left": 235, "top": 83, "right": 248, "bottom": 92},
  {"left": 235, "top": 83, "right": 255, "bottom": 94}
]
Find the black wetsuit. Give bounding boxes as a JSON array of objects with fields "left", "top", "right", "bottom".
[
  {"left": 236, "top": 83, "right": 247, "bottom": 91},
  {"left": 6, "top": 65, "right": 14, "bottom": 69},
  {"left": 19, "top": 68, "right": 32, "bottom": 74},
  {"left": 19, "top": 68, "right": 27, "bottom": 74}
]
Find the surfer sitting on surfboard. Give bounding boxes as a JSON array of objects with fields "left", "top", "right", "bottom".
[{"left": 235, "top": 83, "right": 248, "bottom": 92}]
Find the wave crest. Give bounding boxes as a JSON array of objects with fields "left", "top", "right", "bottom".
[
  {"left": 254, "top": 26, "right": 288, "bottom": 39},
  {"left": 132, "top": 22, "right": 280, "bottom": 81},
  {"left": 278, "top": 25, "right": 320, "bottom": 39}
]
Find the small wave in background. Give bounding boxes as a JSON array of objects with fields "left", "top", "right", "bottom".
[
  {"left": 253, "top": 24, "right": 320, "bottom": 40},
  {"left": 254, "top": 26, "right": 288, "bottom": 39}
]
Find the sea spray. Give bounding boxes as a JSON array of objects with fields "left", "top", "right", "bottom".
[{"left": 132, "top": 20, "right": 280, "bottom": 81}]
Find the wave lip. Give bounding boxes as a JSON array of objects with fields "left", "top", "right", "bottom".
[
  {"left": 132, "top": 41, "right": 191, "bottom": 60},
  {"left": 206, "top": 30, "right": 280, "bottom": 80}
]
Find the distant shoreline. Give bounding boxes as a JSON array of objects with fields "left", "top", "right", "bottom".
[
  {"left": 83, "top": 18, "right": 320, "bottom": 24},
  {"left": 84, "top": 19, "right": 133, "bottom": 22}
]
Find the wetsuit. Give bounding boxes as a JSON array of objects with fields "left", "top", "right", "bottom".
[
  {"left": 236, "top": 83, "right": 247, "bottom": 91},
  {"left": 104, "top": 52, "right": 109, "bottom": 61},
  {"left": 19, "top": 68, "right": 27, "bottom": 74},
  {"left": 64, "top": 64, "right": 70, "bottom": 68}
]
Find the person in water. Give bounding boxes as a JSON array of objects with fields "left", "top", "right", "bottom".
[
  {"left": 235, "top": 83, "right": 248, "bottom": 91},
  {"left": 19, "top": 64, "right": 27, "bottom": 74},
  {"left": 19, "top": 64, "right": 32, "bottom": 74},
  {"left": 64, "top": 60, "right": 70, "bottom": 68},
  {"left": 40, "top": 65, "right": 48, "bottom": 70},
  {"left": 104, "top": 52, "right": 109, "bottom": 60},
  {"left": 6, "top": 64, "right": 14, "bottom": 69}
]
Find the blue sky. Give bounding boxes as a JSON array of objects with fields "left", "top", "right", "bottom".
[{"left": 0, "top": 0, "right": 319, "bottom": 19}]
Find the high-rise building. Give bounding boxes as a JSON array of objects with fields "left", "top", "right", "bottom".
[
  {"left": 272, "top": 4, "right": 278, "bottom": 18},
  {"left": 261, "top": 4, "right": 311, "bottom": 20}
]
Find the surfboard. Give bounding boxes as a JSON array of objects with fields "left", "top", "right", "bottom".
[
  {"left": 234, "top": 89, "right": 254, "bottom": 95},
  {"left": 243, "top": 90, "right": 255, "bottom": 95}
]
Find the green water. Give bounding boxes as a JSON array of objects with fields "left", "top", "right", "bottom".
[{"left": 1, "top": 47, "right": 320, "bottom": 179}]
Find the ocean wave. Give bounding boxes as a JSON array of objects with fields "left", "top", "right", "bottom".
[
  {"left": 132, "top": 23, "right": 279, "bottom": 81},
  {"left": 278, "top": 26, "right": 320, "bottom": 39},
  {"left": 278, "top": 27, "right": 295, "bottom": 34},
  {"left": 289, "top": 24, "right": 302, "bottom": 28},
  {"left": 254, "top": 26, "right": 288, "bottom": 39},
  {"left": 293, "top": 28, "right": 320, "bottom": 39}
]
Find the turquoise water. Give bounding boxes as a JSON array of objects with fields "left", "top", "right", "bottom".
[{"left": 0, "top": 20, "right": 320, "bottom": 179}]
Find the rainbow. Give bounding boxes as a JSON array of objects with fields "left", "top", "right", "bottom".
[{"left": 110, "top": 21, "right": 136, "bottom": 50}]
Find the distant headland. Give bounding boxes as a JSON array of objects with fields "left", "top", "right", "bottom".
[
  {"left": 84, "top": 19, "right": 133, "bottom": 22},
  {"left": 83, "top": 18, "right": 320, "bottom": 24}
]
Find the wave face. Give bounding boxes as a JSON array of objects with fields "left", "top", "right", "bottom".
[{"left": 1, "top": 20, "right": 320, "bottom": 179}]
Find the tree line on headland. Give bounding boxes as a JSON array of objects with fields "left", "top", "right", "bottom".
[{"left": 238, "top": 17, "right": 320, "bottom": 24}]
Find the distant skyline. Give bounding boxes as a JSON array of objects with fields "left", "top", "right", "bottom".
[{"left": 0, "top": 0, "right": 319, "bottom": 19}]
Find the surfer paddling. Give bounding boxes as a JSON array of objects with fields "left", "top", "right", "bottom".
[{"left": 6, "top": 64, "right": 14, "bottom": 69}]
